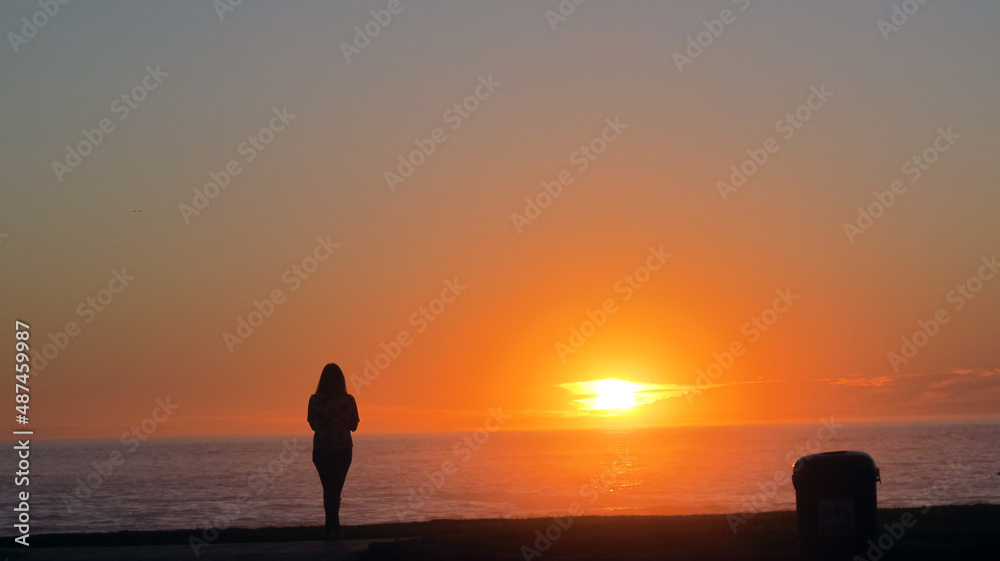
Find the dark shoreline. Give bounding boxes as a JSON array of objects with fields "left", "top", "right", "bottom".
[{"left": 3, "top": 504, "right": 999, "bottom": 560}]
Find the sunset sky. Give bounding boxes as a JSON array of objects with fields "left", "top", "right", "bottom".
[{"left": 2, "top": 0, "right": 999, "bottom": 440}]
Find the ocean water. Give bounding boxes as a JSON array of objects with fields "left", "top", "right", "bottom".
[{"left": 3, "top": 421, "right": 999, "bottom": 536}]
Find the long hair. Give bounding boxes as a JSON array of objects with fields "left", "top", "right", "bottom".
[{"left": 316, "top": 363, "right": 348, "bottom": 397}]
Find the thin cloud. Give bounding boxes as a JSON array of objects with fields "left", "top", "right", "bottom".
[{"left": 831, "top": 376, "right": 893, "bottom": 387}]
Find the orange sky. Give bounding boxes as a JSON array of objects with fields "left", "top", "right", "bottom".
[{"left": 3, "top": 1, "right": 1000, "bottom": 440}]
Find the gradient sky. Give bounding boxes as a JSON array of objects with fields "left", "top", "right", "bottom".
[{"left": 2, "top": 0, "right": 999, "bottom": 440}]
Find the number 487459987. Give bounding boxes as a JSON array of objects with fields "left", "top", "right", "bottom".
[{"left": 15, "top": 320, "right": 30, "bottom": 425}]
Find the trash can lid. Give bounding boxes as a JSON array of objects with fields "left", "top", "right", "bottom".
[{"left": 792, "top": 450, "right": 880, "bottom": 486}]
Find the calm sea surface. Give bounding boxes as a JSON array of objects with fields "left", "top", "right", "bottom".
[{"left": 3, "top": 421, "right": 999, "bottom": 535}]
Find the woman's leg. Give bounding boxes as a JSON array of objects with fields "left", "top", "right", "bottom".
[
  {"left": 312, "top": 449, "right": 339, "bottom": 532},
  {"left": 326, "top": 448, "right": 353, "bottom": 531},
  {"left": 313, "top": 447, "right": 353, "bottom": 534},
  {"left": 331, "top": 448, "right": 353, "bottom": 497}
]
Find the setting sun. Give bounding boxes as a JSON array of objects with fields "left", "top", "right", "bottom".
[
  {"left": 589, "top": 379, "right": 642, "bottom": 409},
  {"left": 557, "top": 378, "right": 683, "bottom": 412}
]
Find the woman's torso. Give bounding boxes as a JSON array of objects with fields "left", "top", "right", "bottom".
[{"left": 309, "top": 393, "right": 358, "bottom": 449}]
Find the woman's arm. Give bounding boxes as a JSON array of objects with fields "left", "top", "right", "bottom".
[
  {"left": 350, "top": 395, "right": 360, "bottom": 432},
  {"left": 307, "top": 395, "right": 319, "bottom": 431}
]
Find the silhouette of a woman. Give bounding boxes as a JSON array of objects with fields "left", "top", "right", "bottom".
[{"left": 308, "top": 363, "right": 360, "bottom": 539}]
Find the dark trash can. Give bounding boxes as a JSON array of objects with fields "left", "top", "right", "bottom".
[{"left": 792, "top": 451, "right": 880, "bottom": 561}]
